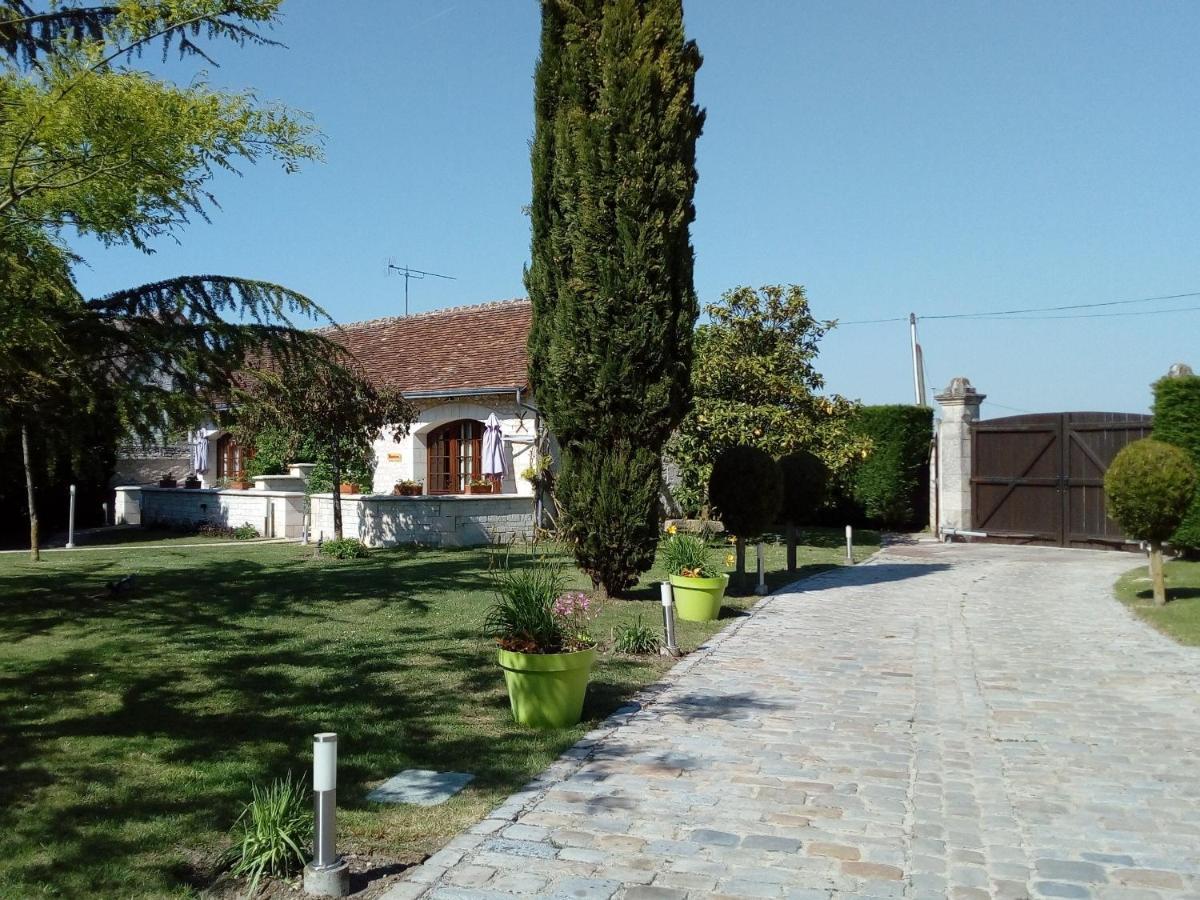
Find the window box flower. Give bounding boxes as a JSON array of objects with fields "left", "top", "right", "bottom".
[
  {"left": 393, "top": 480, "right": 423, "bottom": 496},
  {"left": 466, "top": 478, "right": 497, "bottom": 495}
]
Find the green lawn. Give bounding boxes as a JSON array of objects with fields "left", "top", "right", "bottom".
[
  {"left": 0, "top": 528, "right": 877, "bottom": 898},
  {"left": 1115, "top": 558, "right": 1200, "bottom": 646}
]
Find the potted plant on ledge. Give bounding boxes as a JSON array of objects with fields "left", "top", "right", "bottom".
[
  {"left": 663, "top": 530, "right": 729, "bottom": 622},
  {"left": 486, "top": 559, "right": 598, "bottom": 729},
  {"left": 158, "top": 471, "right": 178, "bottom": 488},
  {"left": 228, "top": 470, "right": 252, "bottom": 490},
  {"left": 393, "top": 479, "right": 423, "bottom": 496},
  {"left": 466, "top": 477, "right": 496, "bottom": 495},
  {"left": 338, "top": 481, "right": 361, "bottom": 494}
]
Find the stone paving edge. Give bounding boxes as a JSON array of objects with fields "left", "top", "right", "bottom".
[{"left": 384, "top": 550, "right": 885, "bottom": 898}]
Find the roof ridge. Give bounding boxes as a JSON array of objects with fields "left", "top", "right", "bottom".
[{"left": 318, "top": 297, "right": 530, "bottom": 333}]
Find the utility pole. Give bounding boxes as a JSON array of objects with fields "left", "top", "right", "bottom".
[{"left": 909, "top": 312, "right": 927, "bottom": 406}]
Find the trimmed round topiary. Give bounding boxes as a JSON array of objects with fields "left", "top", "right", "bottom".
[
  {"left": 708, "top": 445, "right": 782, "bottom": 540},
  {"left": 1105, "top": 438, "right": 1197, "bottom": 607},
  {"left": 778, "top": 449, "right": 829, "bottom": 526},
  {"left": 1105, "top": 439, "right": 1197, "bottom": 544}
]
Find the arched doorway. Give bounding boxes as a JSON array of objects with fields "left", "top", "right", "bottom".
[{"left": 427, "top": 419, "right": 483, "bottom": 494}]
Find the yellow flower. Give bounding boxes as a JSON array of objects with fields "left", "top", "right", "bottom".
[
  {"left": 666, "top": 524, "right": 678, "bottom": 535},
  {"left": 726, "top": 535, "right": 737, "bottom": 545},
  {"left": 725, "top": 553, "right": 736, "bottom": 567},
  {"left": 860, "top": 448, "right": 869, "bottom": 459}
]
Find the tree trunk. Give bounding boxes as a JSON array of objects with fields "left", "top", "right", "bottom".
[
  {"left": 786, "top": 523, "right": 797, "bottom": 573},
  {"left": 1149, "top": 542, "right": 1168, "bottom": 606},
  {"left": 735, "top": 536, "right": 746, "bottom": 588},
  {"left": 21, "top": 422, "right": 39, "bottom": 561},
  {"left": 331, "top": 455, "right": 343, "bottom": 541}
]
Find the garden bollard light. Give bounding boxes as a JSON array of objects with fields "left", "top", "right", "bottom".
[
  {"left": 659, "top": 582, "right": 681, "bottom": 657},
  {"left": 845, "top": 525, "right": 854, "bottom": 564},
  {"left": 755, "top": 542, "right": 767, "bottom": 595},
  {"left": 303, "top": 733, "right": 349, "bottom": 898},
  {"left": 66, "top": 484, "right": 76, "bottom": 549}
]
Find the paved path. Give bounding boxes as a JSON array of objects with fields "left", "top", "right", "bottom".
[{"left": 386, "top": 542, "right": 1200, "bottom": 900}]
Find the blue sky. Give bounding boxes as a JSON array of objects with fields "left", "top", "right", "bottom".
[{"left": 71, "top": 0, "right": 1200, "bottom": 415}]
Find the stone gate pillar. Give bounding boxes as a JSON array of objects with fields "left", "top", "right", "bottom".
[{"left": 933, "top": 377, "right": 985, "bottom": 535}]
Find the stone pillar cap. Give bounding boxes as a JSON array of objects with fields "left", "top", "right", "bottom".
[{"left": 934, "top": 376, "right": 986, "bottom": 404}]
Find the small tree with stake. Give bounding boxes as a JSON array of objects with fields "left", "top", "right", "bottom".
[
  {"left": 708, "top": 445, "right": 782, "bottom": 587},
  {"left": 1105, "top": 439, "right": 1197, "bottom": 606},
  {"left": 232, "top": 361, "right": 416, "bottom": 542}
]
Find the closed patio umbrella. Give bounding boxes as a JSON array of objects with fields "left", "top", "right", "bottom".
[
  {"left": 482, "top": 414, "right": 506, "bottom": 482},
  {"left": 191, "top": 429, "right": 208, "bottom": 474}
]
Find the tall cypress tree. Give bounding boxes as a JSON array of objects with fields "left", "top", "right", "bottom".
[{"left": 527, "top": 0, "right": 704, "bottom": 596}]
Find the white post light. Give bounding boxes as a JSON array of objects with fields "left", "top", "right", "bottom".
[
  {"left": 845, "top": 525, "right": 854, "bottom": 564},
  {"left": 66, "top": 484, "right": 77, "bottom": 549},
  {"left": 659, "top": 581, "right": 680, "bottom": 657},
  {"left": 755, "top": 542, "right": 767, "bottom": 595},
  {"left": 303, "top": 733, "right": 349, "bottom": 897}
]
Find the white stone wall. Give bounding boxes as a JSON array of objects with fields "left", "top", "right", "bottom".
[
  {"left": 371, "top": 395, "right": 541, "bottom": 496},
  {"left": 309, "top": 494, "right": 535, "bottom": 548},
  {"left": 114, "top": 486, "right": 307, "bottom": 538}
]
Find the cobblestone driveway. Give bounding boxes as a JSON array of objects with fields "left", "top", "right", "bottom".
[{"left": 386, "top": 542, "right": 1200, "bottom": 900}]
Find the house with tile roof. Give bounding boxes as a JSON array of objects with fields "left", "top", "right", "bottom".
[
  {"left": 325, "top": 298, "right": 540, "bottom": 497},
  {"left": 113, "top": 299, "right": 547, "bottom": 546},
  {"left": 197, "top": 297, "right": 541, "bottom": 495}
]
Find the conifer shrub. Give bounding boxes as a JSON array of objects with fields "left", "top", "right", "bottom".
[
  {"left": 1152, "top": 372, "right": 1200, "bottom": 553},
  {"left": 557, "top": 442, "right": 660, "bottom": 597},
  {"left": 708, "top": 446, "right": 782, "bottom": 540},
  {"left": 526, "top": 0, "right": 704, "bottom": 597}
]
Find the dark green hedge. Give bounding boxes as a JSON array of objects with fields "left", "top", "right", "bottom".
[
  {"left": 1153, "top": 373, "right": 1200, "bottom": 553},
  {"left": 845, "top": 405, "right": 933, "bottom": 529}
]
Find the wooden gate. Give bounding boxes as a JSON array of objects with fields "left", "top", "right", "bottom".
[{"left": 971, "top": 412, "right": 1153, "bottom": 548}]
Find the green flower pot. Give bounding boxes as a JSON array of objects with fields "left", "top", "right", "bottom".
[
  {"left": 669, "top": 573, "right": 729, "bottom": 622},
  {"left": 498, "top": 647, "right": 596, "bottom": 729}
]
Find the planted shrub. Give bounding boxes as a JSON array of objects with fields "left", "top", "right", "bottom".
[
  {"left": 484, "top": 555, "right": 598, "bottom": 653},
  {"left": 320, "top": 537, "right": 370, "bottom": 559},
  {"left": 660, "top": 532, "right": 718, "bottom": 578},
  {"left": 708, "top": 445, "right": 782, "bottom": 579},
  {"left": 778, "top": 449, "right": 829, "bottom": 571},
  {"left": 613, "top": 614, "right": 662, "bottom": 655},
  {"left": 233, "top": 523, "right": 259, "bottom": 541},
  {"left": 778, "top": 450, "right": 829, "bottom": 523},
  {"left": 223, "top": 773, "right": 310, "bottom": 897},
  {"left": 847, "top": 405, "right": 932, "bottom": 529},
  {"left": 1105, "top": 438, "right": 1197, "bottom": 605},
  {"left": 1152, "top": 371, "right": 1200, "bottom": 554}
]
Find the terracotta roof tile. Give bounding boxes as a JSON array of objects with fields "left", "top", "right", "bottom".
[{"left": 320, "top": 298, "right": 531, "bottom": 395}]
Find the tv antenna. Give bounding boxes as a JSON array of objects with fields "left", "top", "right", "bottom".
[{"left": 386, "top": 259, "right": 456, "bottom": 316}]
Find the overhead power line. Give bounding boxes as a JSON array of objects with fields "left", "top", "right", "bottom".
[{"left": 835, "top": 289, "right": 1200, "bottom": 326}]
